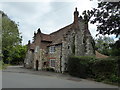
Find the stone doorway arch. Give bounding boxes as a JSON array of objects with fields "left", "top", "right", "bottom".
[{"left": 36, "top": 60, "right": 39, "bottom": 71}]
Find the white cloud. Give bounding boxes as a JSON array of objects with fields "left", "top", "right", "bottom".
[
  {"left": 0, "top": 1, "right": 99, "bottom": 45},
  {"left": 0, "top": 0, "right": 75, "bottom": 2},
  {"left": 0, "top": 2, "right": 53, "bottom": 45},
  {"left": 75, "top": 0, "right": 98, "bottom": 38},
  {"left": 89, "top": 23, "right": 98, "bottom": 38},
  {"left": 76, "top": 0, "right": 98, "bottom": 15}
]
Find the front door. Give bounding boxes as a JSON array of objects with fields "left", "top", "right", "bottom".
[{"left": 36, "top": 60, "right": 39, "bottom": 71}]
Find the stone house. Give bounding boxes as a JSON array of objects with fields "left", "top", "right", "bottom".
[{"left": 24, "top": 8, "right": 95, "bottom": 73}]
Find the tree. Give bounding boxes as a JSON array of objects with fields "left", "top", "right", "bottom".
[
  {"left": 95, "top": 36, "right": 115, "bottom": 56},
  {"left": 1, "top": 11, "right": 22, "bottom": 48},
  {"left": 82, "top": 1, "right": 120, "bottom": 37},
  {"left": 110, "top": 38, "right": 120, "bottom": 56},
  {"left": 1, "top": 11, "right": 22, "bottom": 63},
  {"left": 8, "top": 45, "right": 27, "bottom": 65}
]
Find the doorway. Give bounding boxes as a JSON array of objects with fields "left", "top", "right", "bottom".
[{"left": 36, "top": 60, "right": 39, "bottom": 71}]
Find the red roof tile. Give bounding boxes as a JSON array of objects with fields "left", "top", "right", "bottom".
[
  {"left": 41, "top": 33, "right": 52, "bottom": 42},
  {"left": 95, "top": 51, "right": 108, "bottom": 58}
]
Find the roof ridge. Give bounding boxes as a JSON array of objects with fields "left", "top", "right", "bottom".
[{"left": 50, "top": 23, "right": 73, "bottom": 35}]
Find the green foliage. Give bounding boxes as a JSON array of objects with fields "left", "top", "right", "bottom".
[
  {"left": 110, "top": 48, "right": 120, "bottom": 56},
  {"left": 68, "top": 56, "right": 120, "bottom": 83},
  {"left": 46, "top": 67, "right": 55, "bottom": 72},
  {"left": 1, "top": 11, "right": 22, "bottom": 64},
  {"left": 2, "top": 11, "right": 22, "bottom": 49},
  {"left": 110, "top": 39, "right": 120, "bottom": 56},
  {"left": 68, "top": 56, "right": 96, "bottom": 78},
  {"left": 83, "top": 2, "right": 120, "bottom": 37},
  {"left": 91, "top": 58, "right": 118, "bottom": 80},
  {"left": 95, "top": 36, "right": 115, "bottom": 56},
  {"left": 109, "top": 74, "right": 120, "bottom": 83},
  {"left": 95, "top": 36, "right": 120, "bottom": 56},
  {"left": 0, "top": 60, "right": 3, "bottom": 69},
  {"left": 0, "top": 60, "right": 10, "bottom": 69},
  {"left": 8, "top": 45, "right": 27, "bottom": 65}
]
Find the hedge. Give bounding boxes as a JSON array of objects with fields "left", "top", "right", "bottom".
[{"left": 68, "top": 56, "right": 120, "bottom": 83}]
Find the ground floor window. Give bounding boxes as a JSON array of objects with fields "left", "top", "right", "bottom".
[{"left": 49, "top": 59, "right": 56, "bottom": 68}]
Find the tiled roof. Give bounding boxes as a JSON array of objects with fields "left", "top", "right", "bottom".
[
  {"left": 47, "top": 42, "right": 62, "bottom": 47},
  {"left": 95, "top": 51, "right": 108, "bottom": 58},
  {"left": 50, "top": 24, "right": 73, "bottom": 35},
  {"left": 50, "top": 24, "right": 73, "bottom": 44},
  {"left": 39, "top": 24, "right": 73, "bottom": 43},
  {"left": 41, "top": 33, "right": 52, "bottom": 42},
  {"left": 30, "top": 43, "right": 35, "bottom": 50}
]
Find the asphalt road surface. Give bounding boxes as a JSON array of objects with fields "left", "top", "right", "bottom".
[{"left": 2, "top": 66, "right": 119, "bottom": 88}]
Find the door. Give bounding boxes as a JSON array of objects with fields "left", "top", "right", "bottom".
[{"left": 36, "top": 60, "right": 39, "bottom": 71}]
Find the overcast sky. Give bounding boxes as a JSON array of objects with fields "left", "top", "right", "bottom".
[{"left": 0, "top": 0, "right": 99, "bottom": 45}]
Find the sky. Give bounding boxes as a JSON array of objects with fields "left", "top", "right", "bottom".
[{"left": 0, "top": 0, "right": 104, "bottom": 45}]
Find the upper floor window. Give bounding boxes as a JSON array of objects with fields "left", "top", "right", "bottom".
[
  {"left": 35, "top": 46, "right": 39, "bottom": 52},
  {"left": 49, "top": 46, "right": 55, "bottom": 53}
]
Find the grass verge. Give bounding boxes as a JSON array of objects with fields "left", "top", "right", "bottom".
[{"left": 0, "top": 60, "right": 10, "bottom": 70}]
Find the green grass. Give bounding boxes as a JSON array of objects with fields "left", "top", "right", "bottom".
[
  {"left": 0, "top": 60, "right": 3, "bottom": 70},
  {"left": 0, "top": 60, "right": 10, "bottom": 70},
  {"left": 2, "top": 64, "right": 10, "bottom": 69}
]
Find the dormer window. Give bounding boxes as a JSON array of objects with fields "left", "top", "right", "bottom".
[{"left": 49, "top": 46, "right": 55, "bottom": 53}]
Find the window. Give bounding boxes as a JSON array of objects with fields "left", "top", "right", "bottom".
[
  {"left": 68, "top": 45, "right": 70, "bottom": 49},
  {"left": 49, "top": 46, "right": 55, "bottom": 53},
  {"left": 50, "top": 59, "right": 55, "bottom": 67},
  {"left": 35, "top": 46, "right": 39, "bottom": 52}
]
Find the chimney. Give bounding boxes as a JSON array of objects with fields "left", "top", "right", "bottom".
[
  {"left": 27, "top": 40, "right": 31, "bottom": 50},
  {"left": 37, "top": 28, "right": 41, "bottom": 33},
  {"left": 74, "top": 7, "right": 79, "bottom": 24},
  {"left": 34, "top": 31, "right": 36, "bottom": 36},
  {"left": 28, "top": 40, "right": 30, "bottom": 45}
]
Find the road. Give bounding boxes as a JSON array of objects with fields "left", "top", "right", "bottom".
[{"left": 2, "top": 66, "right": 119, "bottom": 88}]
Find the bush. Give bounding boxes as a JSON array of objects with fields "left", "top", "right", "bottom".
[
  {"left": 68, "top": 56, "right": 95, "bottom": 78},
  {"left": 91, "top": 58, "right": 117, "bottom": 78},
  {"left": 46, "top": 68, "right": 55, "bottom": 72},
  {"left": 68, "top": 56, "right": 120, "bottom": 83},
  {"left": 109, "top": 74, "right": 120, "bottom": 83}
]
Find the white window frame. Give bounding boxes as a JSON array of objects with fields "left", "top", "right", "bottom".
[
  {"left": 49, "top": 59, "right": 56, "bottom": 68},
  {"left": 35, "top": 46, "right": 39, "bottom": 52},
  {"left": 49, "top": 46, "right": 55, "bottom": 53}
]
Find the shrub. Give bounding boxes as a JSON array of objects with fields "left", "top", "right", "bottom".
[
  {"left": 91, "top": 58, "right": 117, "bottom": 79},
  {"left": 68, "top": 56, "right": 95, "bottom": 78},
  {"left": 67, "top": 56, "right": 120, "bottom": 83},
  {"left": 46, "top": 68, "right": 55, "bottom": 72},
  {"left": 109, "top": 74, "right": 120, "bottom": 83}
]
